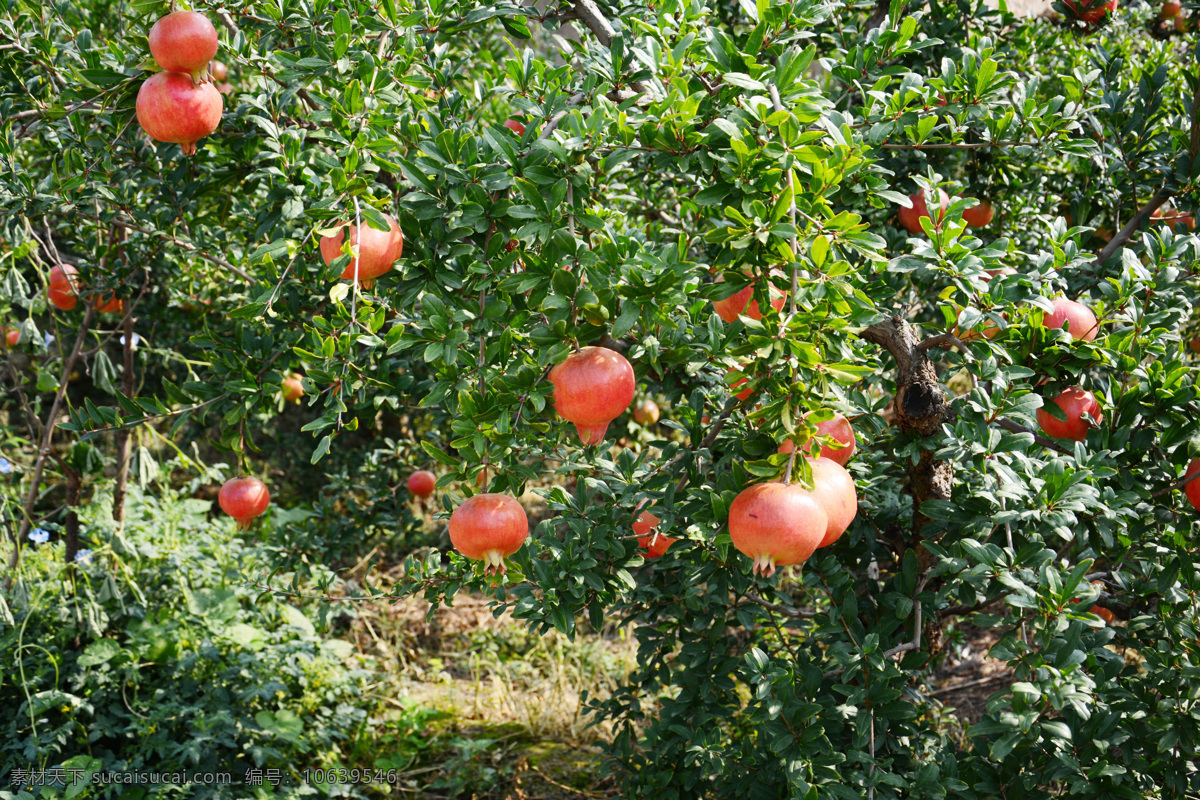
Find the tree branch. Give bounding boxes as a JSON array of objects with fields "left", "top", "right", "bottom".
[
  {"left": 995, "top": 416, "right": 1072, "bottom": 455},
  {"left": 1094, "top": 187, "right": 1173, "bottom": 264}
]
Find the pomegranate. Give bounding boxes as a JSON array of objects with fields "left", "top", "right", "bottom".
[
  {"left": 633, "top": 399, "right": 660, "bottom": 426},
  {"left": 449, "top": 493, "right": 529, "bottom": 576},
  {"left": 47, "top": 264, "right": 80, "bottom": 310},
  {"left": 209, "top": 60, "right": 228, "bottom": 82},
  {"left": 1190, "top": 338, "right": 1200, "bottom": 354},
  {"left": 1175, "top": 14, "right": 1189, "bottom": 31},
  {"left": 633, "top": 510, "right": 677, "bottom": 558},
  {"left": 780, "top": 413, "right": 857, "bottom": 466},
  {"left": 281, "top": 373, "right": 304, "bottom": 403},
  {"left": 728, "top": 365, "right": 756, "bottom": 402},
  {"left": 728, "top": 482, "right": 828, "bottom": 577},
  {"left": 1041, "top": 297, "right": 1098, "bottom": 342},
  {"left": 1162, "top": 0, "right": 1182, "bottom": 16},
  {"left": 807, "top": 457, "right": 857, "bottom": 548},
  {"left": 149, "top": 11, "right": 219, "bottom": 82},
  {"left": 136, "top": 71, "right": 223, "bottom": 155},
  {"left": 548, "top": 346, "right": 636, "bottom": 445},
  {"left": 217, "top": 82, "right": 234, "bottom": 95},
  {"left": 1063, "top": 0, "right": 1116, "bottom": 22},
  {"left": 218, "top": 476, "right": 270, "bottom": 529},
  {"left": 504, "top": 118, "right": 525, "bottom": 136},
  {"left": 407, "top": 470, "right": 436, "bottom": 497},
  {"left": 319, "top": 215, "right": 404, "bottom": 289},
  {"left": 963, "top": 200, "right": 995, "bottom": 228},
  {"left": 3, "top": 327, "right": 18, "bottom": 347},
  {"left": 1151, "top": 205, "right": 1195, "bottom": 230},
  {"left": 1036, "top": 387, "right": 1103, "bottom": 442},
  {"left": 711, "top": 274, "right": 786, "bottom": 323},
  {"left": 1182, "top": 458, "right": 1200, "bottom": 513},
  {"left": 92, "top": 293, "right": 124, "bottom": 314},
  {"left": 897, "top": 188, "right": 951, "bottom": 235},
  {"left": 1071, "top": 580, "right": 1116, "bottom": 624}
]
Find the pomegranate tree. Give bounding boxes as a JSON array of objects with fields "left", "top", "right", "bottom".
[
  {"left": 407, "top": 470, "right": 436, "bottom": 498},
  {"left": 319, "top": 215, "right": 405, "bottom": 289},
  {"left": 136, "top": 71, "right": 223, "bottom": 155},
  {"left": 47, "top": 264, "right": 79, "bottom": 310},
  {"left": 218, "top": 476, "right": 271, "bottom": 529},
  {"left": 780, "top": 413, "right": 857, "bottom": 466},
  {"left": 449, "top": 493, "right": 529, "bottom": 576},
  {"left": 149, "top": 11, "right": 219, "bottom": 83},
  {"left": 1041, "top": 297, "right": 1098, "bottom": 342},
  {"left": 632, "top": 510, "right": 677, "bottom": 559},
  {"left": 1037, "top": 387, "right": 1103, "bottom": 442},
  {"left": 548, "top": 346, "right": 636, "bottom": 445},
  {"left": 897, "top": 187, "right": 951, "bottom": 234},
  {"left": 807, "top": 457, "right": 858, "bottom": 548},
  {"left": 728, "top": 482, "right": 828, "bottom": 577}
]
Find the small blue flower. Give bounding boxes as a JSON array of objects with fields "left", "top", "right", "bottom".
[
  {"left": 29, "top": 528, "right": 49, "bottom": 545},
  {"left": 74, "top": 549, "right": 93, "bottom": 564},
  {"left": 43, "top": 332, "right": 55, "bottom": 347},
  {"left": 0, "top": 457, "right": 11, "bottom": 474}
]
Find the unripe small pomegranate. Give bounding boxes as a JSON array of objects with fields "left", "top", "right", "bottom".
[
  {"left": 136, "top": 71, "right": 223, "bottom": 156},
  {"left": 449, "top": 493, "right": 529, "bottom": 576},
  {"left": 897, "top": 188, "right": 951, "bottom": 235},
  {"left": 1181, "top": 457, "right": 1200, "bottom": 513},
  {"left": 963, "top": 200, "right": 995, "bottom": 228},
  {"left": 712, "top": 274, "right": 786, "bottom": 323},
  {"left": 633, "top": 509, "right": 676, "bottom": 559},
  {"left": 218, "top": 476, "right": 270, "bottom": 529},
  {"left": 408, "top": 470, "right": 436, "bottom": 497},
  {"left": 209, "top": 60, "right": 228, "bottom": 81},
  {"left": 780, "top": 413, "right": 858, "bottom": 465},
  {"left": 548, "top": 346, "right": 636, "bottom": 445},
  {"left": 1041, "top": 297, "right": 1098, "bottom": 342},
  {"left": 48, "top": 264, "right": 80, "bottom": 310},
  {"left": 807, "top": 457, "right": 858, "bottom": 548},
  {"left": 729, "top": 482, "right": 828, "bottom": 577},
  {"left": 1037, "top": 387, "right": 1103, "bottom": 442},
  {"left": 504, "top": 118, "right": 525, "bottom": 136},
  {"left": 149, "top": 11, "right": 219, "bottom": 82},
  {"left": 633, "top": 399, "right": 660, "bottom": 426},
  {"left": 319, "top": 215, "right": 404, "bottom": 289},
  {"left": 281, "top": 373, "right": 304, "bottom": 403}
]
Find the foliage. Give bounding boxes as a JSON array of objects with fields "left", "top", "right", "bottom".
[{"left": 2, "top": 0, "right": 1200, "bottom": 798}]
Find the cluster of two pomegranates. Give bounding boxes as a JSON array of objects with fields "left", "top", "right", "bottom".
[
  {"left": 43, "top": 263, "right": 124, "bottom": 315},
  {"left": 135, "top": 11, "right": 224, "bottom": 155}
]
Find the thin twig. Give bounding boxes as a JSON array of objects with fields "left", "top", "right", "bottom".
[{"left": 995, "top": 417, "right": 1072, "bottom": 455}]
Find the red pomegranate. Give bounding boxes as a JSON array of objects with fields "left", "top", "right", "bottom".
[
  {"left": 807, "top": 457, "right": 858, "bottom": 548},
  {"left": 92, "top": 293, "right": 124, "bottom": 314},
  {"left": 548, "top": 346, "right": 636, "bottom": 445},
  {"left": 3, "top": 327, "right": 18, "bottom": 347},
  {"left": 449, "top": 493, "right": 529, "bottom": 576},
  {"left": 963, "top": 200, "right": 995, "bottom": 228},
  {"left": 319, "top": 215, "right": 404, "bottom": 289},
  {"left": 1042, "top": 297, "right": 1098, "bottom": 342},
  {"left": 504, "top": 118, "right": 525, "bottom": 136},
  {"left": 780, "top": 413, "right": 857, "bottom": 466},
  {"left": 281, "top": 373, "right": 304, "bottom": 403},
  {"left": 712, "top": 274, "right": 787, "bottom": 323},
  {"left": 633, "top": 399, "right": 660, "bottom": 426},
  {"left": 728, "top": 365, "right": 756, "bottom": 402},
  {"left": 728, "top": 482, "right": 828, "bottom": 577},
  {"left": 633, "top": 510, "right": 677, "bottom": 559},
  {"left": 1162, "top": 0, "right": 1182, "bottom": 17},
  {"left": 407, "top": 470, "right": 436, "bottom": 497},
  {"left": 149, "top": 11, "right": 219, "bottom": 82},
  {"left": 218, "top": 476, "right": 270, "bottom": 529},
  {"left": 47, "top": 264, "right": 80, "bottom": 310},
  {"left": 1036, "top": 387, "right": 1103, "bottom": 442},
  {"left": 1182, "top": 458, "right": 1200, "bottom": 513},
  {"left": 1151, "top": 205, "right": 1195, "bottom": 230},
  {"left": 136, "top": 71, "right": 223, "bottom": 155},
  {"left": 1064, "top": 0, "right": 1117, "bottom": 22},
  {"left": 209, "top": 60, "right": 228, "bottom": 82},
  {"left": 1071, "top": 580, "right": 1116, "bottom": 624},
  {"left": 897, "top": 188, "right": 951, "bottom": 235},
  {"left": 217, "top": 82, "right": 234, "bottom": 95}
]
